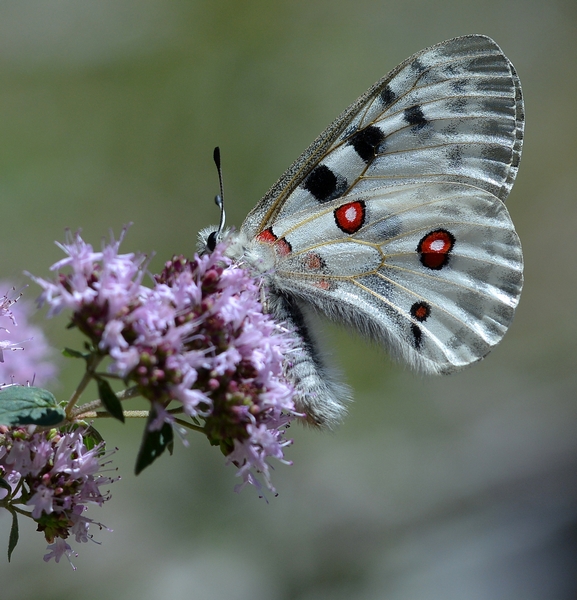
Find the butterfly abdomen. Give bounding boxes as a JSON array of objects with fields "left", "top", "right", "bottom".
[{"left": 265, "top": 290, "right": 351, "bottom": 428}]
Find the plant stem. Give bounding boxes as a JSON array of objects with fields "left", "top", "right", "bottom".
[
  {"left": 71, "top": 385, "right": 141, "bottom": 418},
  {"left": 8, "top": 504, "right": 33, "bottom": 518},
  {"left": 65, "top": 354, "right": 104, "bottom": 417},
  {"left": 76, "top": 410, "right": 150, "bottom": 419}
]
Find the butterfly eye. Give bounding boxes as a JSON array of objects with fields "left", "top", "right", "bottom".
[{"left": 206, "top": 231, "right": 218, "bottom": 251}]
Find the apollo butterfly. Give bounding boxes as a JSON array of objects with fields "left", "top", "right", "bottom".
[{"left": 200, "top": 35, "right": 524, "bottom": 428}]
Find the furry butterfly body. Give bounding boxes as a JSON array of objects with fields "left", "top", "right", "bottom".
[{"left": 202, "top": 35, "right": 524, "bottom": 427}]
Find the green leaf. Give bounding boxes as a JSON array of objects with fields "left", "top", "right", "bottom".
[
  {"left": 96, "top": 378, "right": 125, "bottom": 423},
  {"left": 62, "top": 347, "right": 90, "bottom": 360},
  {"left": 135, "top": 409, "right": 174, "bottom": 475},
  {"left": 7, "top": 508, "right": 19, "bottom": 562},
  {"left": 67, "top": 422, "right": 104, "bottom": 453},
  {"left": 0, "top": 386, "right": 65, "bottom": 427},
  {"left": 81, "top": 424, "right": 105, "bottom": 451}
]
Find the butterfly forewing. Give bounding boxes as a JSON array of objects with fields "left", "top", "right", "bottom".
[{"left": 242, "top": 35, "right": 523, "bottom": 237}]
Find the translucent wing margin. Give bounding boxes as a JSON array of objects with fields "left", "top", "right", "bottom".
[{"left": 242, "top": 35, "right": 524, "bottom": 238}]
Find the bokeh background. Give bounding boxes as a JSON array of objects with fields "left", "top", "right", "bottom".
[{"left": 0, "top": 1, "right": 576, "bottom": 598}]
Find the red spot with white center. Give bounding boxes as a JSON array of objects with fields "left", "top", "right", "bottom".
[
  {"left": 334, "top": 200, "right": 365, "bottom": 234},
  {"left": 417, "top": 229, "right": 455, "bottom": 270}
]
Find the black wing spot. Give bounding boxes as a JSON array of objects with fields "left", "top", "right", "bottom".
[
  {"left": 348, "top": 126, "right": 385, "bottom": 162},
  {"left": 404, "top": 105, "right": 428, "bottom": 129},
  {"left": 303, "top": 164, "right": 347, "bottom": 203},
  {"left": 410, "top": 301, "right": 431, "bottom": 349},
  {"left": 450, "top": 78, "right": 469, "bottom": 94},
  {"left": 411, "top": 323, "right": 423, "bottom": 348},
  {"left": 380, "top": 85, "right": 396, "bottom": 108}
]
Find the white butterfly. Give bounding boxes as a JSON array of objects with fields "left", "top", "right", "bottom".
[{"left": 201, "top": 35, "right": 524, "bottom": 428}]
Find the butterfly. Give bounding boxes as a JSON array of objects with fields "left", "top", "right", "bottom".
[{"left": 200, "top": 35, "right": 524, "bottom": 428}]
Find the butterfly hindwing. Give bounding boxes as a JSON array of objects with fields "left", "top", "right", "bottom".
[
  {"left": 251, "top": 180, "right": 522, "bottom": 424},
  {"left": 266, "top": 182, "right": 522, "bottom": 375}
]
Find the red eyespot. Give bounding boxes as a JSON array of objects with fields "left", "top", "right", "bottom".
[
  {"left": 276, "top": 238, "right": 292, "bottom": 257},
  {"left": 417, "top": 229, "right": 455, "bottom": 270},
  {"left": 334, "top": 201, "right": 366, "bottom": 234},
  {"left": 410, "top": 301, "right": 431, "bottom": 349},
  {"left": 314, "top": 279, "right": 332, "bottom": 290}
]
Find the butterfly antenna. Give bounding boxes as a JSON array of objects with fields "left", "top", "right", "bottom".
[{"left": 207, "top": 147, "right": 226, "bottom": 251}]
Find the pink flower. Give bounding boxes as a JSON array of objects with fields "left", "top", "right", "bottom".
[
  {"left": 43, "top": 538, "right": 76, "bottom": 567},
  {"left": 0, "top": 284, "right": 57, "bottom": 385},
  {"left": 29, "top": 485, "right": 55, "bottom": 518},
  {"left": 0, "top": 424, "right": 116, "bottom": 562}
]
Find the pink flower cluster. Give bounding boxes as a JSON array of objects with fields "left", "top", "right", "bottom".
[
  {"left": 0, "top": 284, "right": 57, "bottom": 386},
  {"left": 0, "top": 287, "right": 21, "bottom": 362},
  {"left": 31, "top": 228, "right": 298, "bottom": 492},
  {"left": 0, "top": 424, "right": 115, "bottom": 566}
]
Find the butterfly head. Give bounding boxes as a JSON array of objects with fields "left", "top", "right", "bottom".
[
  {"left": 197, "top": 227, "right": 276, "bottom": 274},
  {"left": 196, "top": 225, "right": 229, "bottom": 255}
]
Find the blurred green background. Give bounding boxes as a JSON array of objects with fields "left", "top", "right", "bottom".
[{"left": 0, "top": 1, "right": 576, "bottom": 598}]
